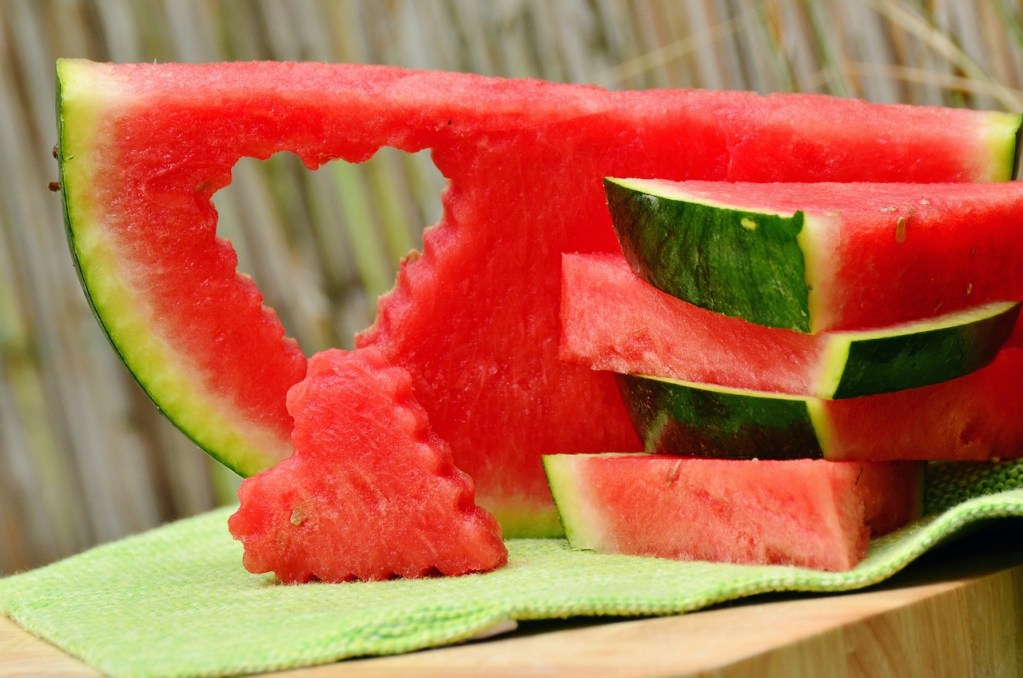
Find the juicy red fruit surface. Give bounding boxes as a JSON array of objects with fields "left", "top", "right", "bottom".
[
  {"left": 555, "top": 455, "right": 923, "bottom": 571},
  {"left": 560, "top": 252, "right": 824, "bottom": 394},
  {"left": 87, "top": 61, "right": 1016, "bottom": 532},
  {"left": 228, "top": 347, "right": 507, "bottom": 583}
]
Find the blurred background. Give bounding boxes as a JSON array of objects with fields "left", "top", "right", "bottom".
[{"left": 2, "top": 0, "right": 1023, "bottom": 574}]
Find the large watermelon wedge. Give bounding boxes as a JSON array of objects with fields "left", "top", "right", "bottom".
[
  {"left": 55, "top": 59, "right": 1022, "bottom": 536},
  {"left": 607, "top": 178, "right": 1023, "bottom": 332}
]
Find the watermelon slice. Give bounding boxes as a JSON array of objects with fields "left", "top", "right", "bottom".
[
  {"left": 227, "top": 348, "right": 507, "bottom": 582},
  {"left": 618, "top": 348, "right": 1023, "bottom": 461},
  {"left": 55, "top": 59, "right": 1022, "bottom": 536},
  {"left": 607, "top": 179, "right": 1023, "bottom": 332},
  {"left": 561, "top": 253, "right": 1020, "bottom": 398},
  {"left": 543, "top": 453, "right": 924, "bottom": 571}
]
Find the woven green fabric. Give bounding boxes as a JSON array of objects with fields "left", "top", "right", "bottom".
[{"left": 2, "top": 461, "right": 1023, "bottom": 677}]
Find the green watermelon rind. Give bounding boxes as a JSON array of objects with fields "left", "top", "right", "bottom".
[
  {"left": 55, "top": 60, "right": 294, "bottom": 476},
  {"left": 617, "top": 366, "right": 1017, "bottom": 461},
  {"left": 990, "top": 109, "right": 1023, "bottom": 180},
  {"left": 542, "top": 452, "right": 626, "bottom": 548},
  {"left": 619, "top": 374, "right": 823, "bottom": 460},
  {"left": 606, "top": 178, "right": 812, "bottom": 332},
  {"left": 815, "top": 299, "right": 1020, "bottom": 398}
]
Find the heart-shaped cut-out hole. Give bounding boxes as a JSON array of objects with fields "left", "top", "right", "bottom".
[{"left": 228, "top": 346, "right": 507, "bottom": 583}]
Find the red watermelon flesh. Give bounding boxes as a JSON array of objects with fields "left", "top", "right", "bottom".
[
  {"left": 57, "top": 59, "right": 1022, "bottom": 536},
  {"left": 228, "top": 347, "right": 507, "bottom": 583},
  {"left": 544, "top": 454, "right": 924, "bottom": 571},
  {"left": 561, "top": 252, "right": 1022, "bottom": 396},
  {"left": 561, "top": 252, "right": 833, "bottom": 395}
]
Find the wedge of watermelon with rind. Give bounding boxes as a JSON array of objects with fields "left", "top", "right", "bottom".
[
  {"left": 55, "top": 59, "right": 1023, "bottom": 536},
  {"left": 618, "top": 348, "right": 1023, "bottom": 462},
  {"left": 607, "top": 178, "right": 1023, "bottom": 333},
  {"left": 228, "top": 347, "right": 507, "bottom": 583},
  {"left": 543, "top": 453, "right": 924, "bottom": 571},
  {"left": 561, "top": 253, "right": 1020, "bottom": 399}
]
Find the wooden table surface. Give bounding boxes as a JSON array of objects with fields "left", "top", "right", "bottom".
[{"left": 3, "top": 524, "right": 1022, "bottom": 677}]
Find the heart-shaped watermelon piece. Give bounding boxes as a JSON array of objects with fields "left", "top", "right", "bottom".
[{"left": 228, "top": 347, "right": 507, "bottom": 583}]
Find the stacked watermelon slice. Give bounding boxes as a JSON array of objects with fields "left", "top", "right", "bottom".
[{"left": 551, "top": 180, "right": 1023, "bottom": 570}]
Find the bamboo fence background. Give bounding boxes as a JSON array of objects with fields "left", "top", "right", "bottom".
[{"left": 3, "top": 0, "right": 1023, "bottom": 574}]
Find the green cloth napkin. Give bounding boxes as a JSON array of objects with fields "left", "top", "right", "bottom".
[{"left": 2, "top": 460, "right": 1023, "bottom": 678}]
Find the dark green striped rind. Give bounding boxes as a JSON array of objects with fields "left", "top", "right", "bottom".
[
  {"left": 605, "top": 178, "right": 812, "bottom": 332},
  {"left": 618, "top": 374, "right": 823, "bottom": 459},
  {"left": 829, "top": 301, "right": 1021, "bottom": 399}
]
